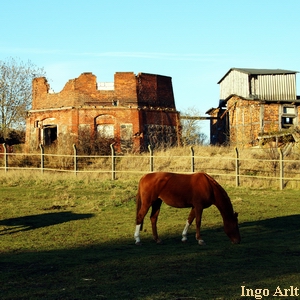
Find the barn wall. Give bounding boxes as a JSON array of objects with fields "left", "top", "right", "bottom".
[
  {"left": 214, "top": 68, "right": 299, "bottom": 147},
  {"left": 225, "top": 96, "right": 299, "bottom": 147},
  {"left": 209, "top": 96, "right": 300, "bottom": 147},
  {"left": 226, "top": 96, "right": 262, "bottom": 146},
  {"left": 219, "top": 70, "right": 249, "bottom": 100},
  {"left": 219, "top": 69, "right": 297, "bottom": 101},
  {"left": 254, "top": 74, "right": 296, "bottom": 101}
]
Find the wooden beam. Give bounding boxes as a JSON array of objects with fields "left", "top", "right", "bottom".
[{"left": 180, "top": 115, "right": 217, "bottom": 120}]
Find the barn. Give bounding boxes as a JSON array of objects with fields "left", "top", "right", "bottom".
[
  {"left": 25, "top": 72, "right": 181, "bottom": 153},
  {"left": 207, "top": 68, "right": 300, "bottom": 147}
]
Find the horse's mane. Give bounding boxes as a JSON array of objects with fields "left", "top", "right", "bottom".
[{"left": 203, "top": 173, "right": 234, "bottom": 215}]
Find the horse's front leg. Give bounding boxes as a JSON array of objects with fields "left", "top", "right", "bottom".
[
  {"left": 195, "top": 207, "right": 206, "bottom": 245},
  {"left": 150, "top": 199, "right": 162, "bottom": 244},
  {"left": 182, "top": 208, "right": 195, "bottom": 242}
]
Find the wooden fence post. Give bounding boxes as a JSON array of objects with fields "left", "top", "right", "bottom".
[
  {"left": 2, "top": 143, "right": 7, "bottom": 172},
  {"left": 148, "top": 145, "right": 154, "bottom": 172},
  {"left": 39, "top": 144, "right": 44, "bottom": 173},
  {"left": 73, "top": 144, "right": 77, "bottom": 176},
  {"left": 190, "top": 146, "right": 195, "bottom": 173},
  {"left": 278, "top": 148, "right": 284, "bottom": 190},
  {"left": 110, "top": 143, "right": 116, "bottom": 180},
  {"left": 235, "top": 147, "right": 240, "bottom": 187}
]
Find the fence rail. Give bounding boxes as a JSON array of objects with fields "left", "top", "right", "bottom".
[{"left": 1, "top": 143, "right": 300, "bottom": 189}]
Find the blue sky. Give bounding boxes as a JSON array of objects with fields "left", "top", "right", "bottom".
[{"left": 1, "top": 0, "right": 300, "bottom": 137}]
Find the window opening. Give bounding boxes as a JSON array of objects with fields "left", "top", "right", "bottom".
[
  {"left": 120, "top": 124, "right": 133, "bottom": 152},
  {"left": 97, "top": 124, "right": 114, "bottom": 138},
  {"left": 120, "top": 124, "right": 133, "bottom": 141},
  {"left": 281, "top": 105, "right": 296, "bottom": 129}
]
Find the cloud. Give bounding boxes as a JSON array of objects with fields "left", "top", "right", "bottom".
[
  {"left": 71, "top": 51, "right": 225, "bottom": 62},
  {"left": 0, "top": 45, "right": 225, "bottom": 63}
]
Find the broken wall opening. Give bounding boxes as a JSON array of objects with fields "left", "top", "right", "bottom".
[{"left": 144, "top": 124, "right": 177, "bottom": 148}]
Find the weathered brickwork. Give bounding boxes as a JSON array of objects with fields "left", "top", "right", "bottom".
[
  {"left": 209, "top": 95, "right": 300, "bottom": 147},
  {"left": 26, "top": 72, "right": 180, "bottom": 152},
  {"left": 209, "top": 68, "right": 300, "bottom": 147}
]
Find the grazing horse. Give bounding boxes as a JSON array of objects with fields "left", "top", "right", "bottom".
[{"left": 134, "top": 172, "right": 241, "bottom": 245}]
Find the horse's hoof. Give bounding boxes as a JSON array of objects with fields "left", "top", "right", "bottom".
[
  {"left": 156, "top": 239, "right": 163, "bottom": 244},
  {"left": 135, "top": 241, "right": 142, "bottom": 246},
  {"left": 181, "top": 237, "right": 188, "bottom": 243},
  {"left": 198, "top": 239, "right": 206, "bottom": 245}
]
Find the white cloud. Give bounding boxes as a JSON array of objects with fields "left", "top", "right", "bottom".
[{"left": 69, "top": 51, "right": 226, "bottom": 62}]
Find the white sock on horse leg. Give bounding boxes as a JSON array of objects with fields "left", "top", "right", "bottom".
[
  {"left": 198, "top": 239, "right": 206, "bottom": 245},
  {"left": 134, "top": 224, "right": 141, "bottom": 244},
  {"left": 181, "top": 220, "right": 190, "bottom": 242}
]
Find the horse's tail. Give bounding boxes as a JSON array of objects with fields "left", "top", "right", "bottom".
[{"left": 136, "top": 184, "right": 144, "bottom": 231}]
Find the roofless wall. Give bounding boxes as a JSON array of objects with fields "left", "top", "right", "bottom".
[{"left": 26, "top": 72, "right": 180, "bottom": 152}]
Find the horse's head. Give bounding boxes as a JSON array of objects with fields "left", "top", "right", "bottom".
[{"left": 224, "top": 212, "right": 241, "bottom": 244}]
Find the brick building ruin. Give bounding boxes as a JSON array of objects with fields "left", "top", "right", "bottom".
[
  {"left": 206, "top": 68, "right": 300, "bottom": 147},
  {"left": 25, "top": 72, "right": 181, "bottom": 152}
]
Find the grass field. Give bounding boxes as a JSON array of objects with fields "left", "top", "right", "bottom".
[{"left": 0, "top": 172, "right": 300, "bottom": 299}]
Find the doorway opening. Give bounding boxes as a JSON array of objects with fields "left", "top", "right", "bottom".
[{"left": 43, "top": 125, "right": 57, "bottom": 146}]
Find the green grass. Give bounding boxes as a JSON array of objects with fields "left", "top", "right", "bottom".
[{"left": 0, "top": 173, "right": 300, "bottom": 299}]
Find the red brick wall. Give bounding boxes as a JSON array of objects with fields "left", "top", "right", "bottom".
[
  {"left": 26, "top": 72, "right": 180, "bottom": 152},
  {"left": 114, "top": 72, "right": 137, "bottom": 105},
  {"left": 137, "top": 73, "right": 176, "bottom": 108},
  {"left": 139, "top": 109, "right": 178, "bottom": 126},
  {"left": 26, "top": 107, "right": 143, "bottom": 151}
]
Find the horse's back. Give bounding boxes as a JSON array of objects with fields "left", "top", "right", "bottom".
[
  {"left": 139, "top": 172, "right": 211, "bottom": 191},
  {"left": 139, "top": 172, "right": 214, "bottom": 208}
]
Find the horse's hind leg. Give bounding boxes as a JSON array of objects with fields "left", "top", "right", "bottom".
[
  {"left": 134, "top": 224, "right": 142, "bottom": 245},
  {"left": 135, "top": 203, "right": 151, "bottom": 245},
  {"left": 182, "top": 208, "right": 195, "bottom": 242},
  {"left": 150, "top": 199, "right": 162, "bottom": 244}
]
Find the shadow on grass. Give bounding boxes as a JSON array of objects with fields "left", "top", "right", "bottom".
[
  {"left": 0, "top": 211, "right": 94, "bottom": 235},
  {"left": 1, "top": 214, "right": 300, "bottom": 300}
]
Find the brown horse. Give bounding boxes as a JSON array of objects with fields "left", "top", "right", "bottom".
[{"left": 134, "top": 172, "right": 241, "bottom": 245}]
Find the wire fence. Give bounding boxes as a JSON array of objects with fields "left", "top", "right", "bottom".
[{"left": 1, "top": 143, "right": 300, "bottom": 189}]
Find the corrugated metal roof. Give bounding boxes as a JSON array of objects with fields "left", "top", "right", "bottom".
[
  {"left": 218, "top": 68, "right": 298, "bottom": 84},
  {"left": 233, "top": 68, "right": 298, "bottom": 75}
]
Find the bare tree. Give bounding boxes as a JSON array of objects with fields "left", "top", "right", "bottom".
[
  {"left": 0, "top": 57, "right": 45, "bottom": 139},
  {"left": 180, "top": 107, "right": 207, "bottom": 145}
]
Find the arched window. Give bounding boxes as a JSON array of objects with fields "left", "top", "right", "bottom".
[{"left": 95, "top": 114, "right": 115, "bottom": 138}]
